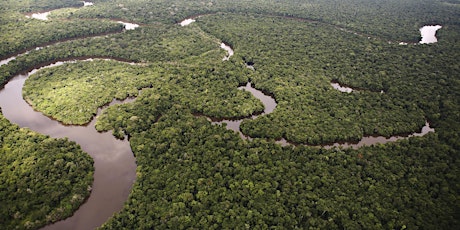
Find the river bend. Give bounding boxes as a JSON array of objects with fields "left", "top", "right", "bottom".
[
  {"left": 216, "top": 82, "right": 434, "bottom": 149},
  {"left": 0, "top": 61, "right": 136, "bottom": 230},
  {"left": 0, "top": 13, "right": 438, "bottom": 229}
]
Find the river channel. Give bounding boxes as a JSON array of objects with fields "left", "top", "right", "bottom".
[
  {"left": 216, "top": 83, "right": 434, "bottom": 149},
  {"left": 0, "top": 62, "right": 136, "bottom": 230},
  {"left": 0, "top": 13, "right": 437, "bottom": 229}
]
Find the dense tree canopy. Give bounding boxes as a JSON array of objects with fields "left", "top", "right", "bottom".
[
  {"left": 0, "top": 114, "right": 93, "bottom": 229},
  {"left": 0, "top": 0, "right": 458, "bottom": 229}
]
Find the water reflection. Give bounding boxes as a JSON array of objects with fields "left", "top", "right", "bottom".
[
  {"left": 28, "top": 12, "right": 50, "bottom": 20},
  {"left": 221, "top": 43, "right": 234, "bottom": 61},
  {"left": 215, "top": 82, "right": 434, "bottom": 149},
  {"left": 420, "top": 25, "right": 442, "bottom": 44},
  {"left": 179, "top": 18, "right": 196, "bottom": 26},
  {"left": 0, "top": 61, "right": 137, "bottom": 230},
  {"left": 118, "top": 21, "right": 139, "bottom": 30},
  {"left": 83, "top": 2, "right": 94, "bottom": 7},
  {"left": 331, "top": 82, "right": 353, "bottom": 93}
]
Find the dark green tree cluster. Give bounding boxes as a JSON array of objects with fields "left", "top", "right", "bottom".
[
  {"left": 0, "top": 0, "right": 458, "bottom": 229},
  {"left": 23, "top": 60, "right": 154, "bottom": 125},
  {"left": 93, "top": 60, "right": 263, "bottom": 139},
  {"left": 23, "top": 53, "right": 263, "bottom": 126},
  {"left": 100, "top": 107, "right": 458, "bottom": 229},
  {"left": 0, "top": 17, "right": 123, "bottom": 59},
  {"left": 199, "top": 14, "right": 426, "bottom": 144},
  {"left": 0, "top": 114, "right": 94, "bottom": 230},
  {"left": 0, "top": 0, "right": 83, "bottom": 12},
  {"left": 0, "top": 24, "right": 219, "bottom": 85},
  {"left": 67, "top": 0, "right": 458, "bottom": 41}
]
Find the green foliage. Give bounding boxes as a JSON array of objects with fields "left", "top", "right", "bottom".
[
  {"left": 0, "top": 0, "right": 83, "bottom": 12},
  {"left": 68, "top": 0, "right": 459, "bottom": 41},
  {"left": 23, "top": 54, "right": 263, "bottom": 126},
  {"left": 0, "top": 0, "right": 459, "bottom": 229},
  {"left": 23, "top": 60, "right": 154, "bottom": 125},
  {"left": 101, "top": 109, "right": 458, "bottom": 229},
  {"left": 0, "top": 16, "right": 123, "bottom": 59},
  {"left": 199, "top": 14, "right": 426, "bottom": 144},
  {"left": 0, "top": 115, "right": 94, "bottom": 230},
  {"left": 0, "top": 24, "right": 219, "bottom": 85}
]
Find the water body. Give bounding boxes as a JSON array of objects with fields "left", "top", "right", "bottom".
[
  {"left": 212, "top": 82, "right": 276, "bottom": 138},
  {"left": 1, "top": 47, "right": 43, "bottom": 67},
  {"left": 217, "top": 82, "right": 434, "bottom": 149},
  {"left": 26, "top": 11, "right": 140, "bottom": 31},
  {"left": 24, "top": 5, "right": 140, "bottom": 32},
  {"left": 179, "top": 18, "right": 196, "bottom": 26},
  {"left": 331, "top": 82, "right": 353, "bottom": 93},
  {"left": 26, "top": 1, "right": 94, "bottom": 20},
  {"left": 118, "top": 21, "right": 139, "bottom": 30},
  {"left": 177, "top": 17, "right": 233, "bottom": 61},
  {"left": 83, "top": 2, "right": 94, "bottom": 7},
  {"left": 0, "top": 61, "right": 137, "bottom": 230},
  {"left": 321, "top": 121, "right": 434, "bottom": 149},
  {"left": 0, "top": 20, "right": 139, "bottom": 67},
  {"left": 28, "top": 12, "right": 50, "bottom": 20},
  {"left": 0, "top": 12, "right": 438, "bottom": 229},
  {"left": 420, "top": 25, "right": 442, "bottom": 44},
  {"left": 221, "top": 43, "right": 234, "bottom": 61},
  {"left": 0, "top": 56, "right": 16, "bottom": 66}
]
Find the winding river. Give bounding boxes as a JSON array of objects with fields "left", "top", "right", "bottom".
[
  {"left": 0, "top": 11, "right": 437, "bottom": 229},
  {"left": 178, "top": 18, "right": 234, "bottom": 61},
  {"left": 212, "top": 82, "right": 276, "bottom": 139},
  {"left": 0, "top": 62, "right": 137, "bottom": 230},
  {"left": 216, "top": 82, "right": 434, "bottom": 149}
]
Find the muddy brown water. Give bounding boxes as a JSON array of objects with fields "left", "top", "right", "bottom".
[
  {"left": 0, "top": 63, "right": 136, "bottom": 230},
  {"left": 0, "top": 21, "right": 436, "bottom": 229}
]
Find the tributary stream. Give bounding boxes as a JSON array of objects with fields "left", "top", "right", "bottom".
[{"left": 218, "top": 82, "right": 434, "bottom": 149}]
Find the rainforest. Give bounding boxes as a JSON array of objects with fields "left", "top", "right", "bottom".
[{"left": 0, "top": 0, "right": 459, "bottom": 229}]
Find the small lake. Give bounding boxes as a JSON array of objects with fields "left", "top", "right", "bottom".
[
  {"left": 179, "top": 18, "right": 196, "bottom": 26},
  {"left": 83, "top": 2, "right": 94, "bottom": 7},
  {"left": 420, "top": 25, "right": 442, "bottom": 44},
  {"left": 28, "top": 12, "right": 50, "bottom": 20}
]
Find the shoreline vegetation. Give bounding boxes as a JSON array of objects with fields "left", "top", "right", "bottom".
[{"left": 0, "top": 0, "right": 458, "bottom": 229}]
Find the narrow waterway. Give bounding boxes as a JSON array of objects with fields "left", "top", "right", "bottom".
[
  {"left": 179, "top": 18, "right": 196, "bottom": 26},
  {"left": 0, "top": 12, "right": 439, "bottom": 229},
  {"left": 1, "top": 18, "right": 139, "bottom": 67},
  {"left": 217, "top": 82, "right": 434, "bottom": 149},
  {"left": 83, "top": 2, "right": 94, "bottom": 7},
  {"left": 0, "top": 62, "right": 137, "bottom": 230},
  {"left": 212, "top": 82, "right": 276, "bottom": 138},
  {"left": 331, "top": 82, "right": 353, "bottom": 93},
  {"left": 221, "top": 43, "right": 234, "bottom": 61}
]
